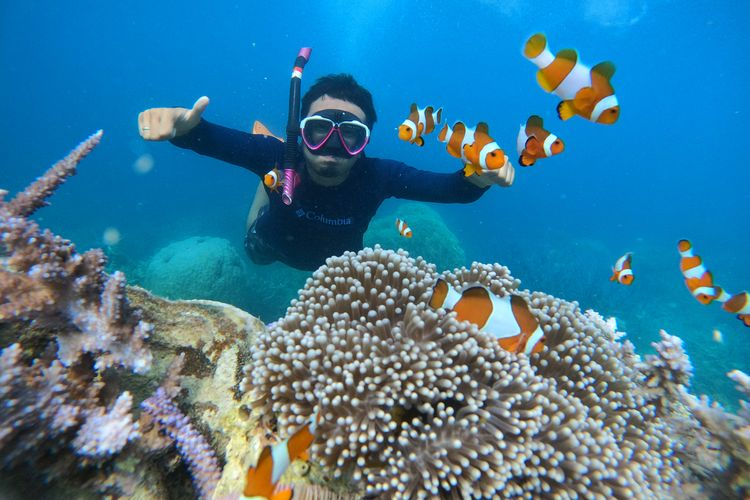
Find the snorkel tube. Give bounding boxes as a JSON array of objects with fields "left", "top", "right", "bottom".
[{"left": 281, "top": 47, "right": 312, "bottom": 206}]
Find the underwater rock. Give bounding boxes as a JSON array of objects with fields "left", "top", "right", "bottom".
[
  {"left": 142, "top": 236, "right": 253, "bottom": 309},
  {"left": 364, "top": 201, "right": 466, "bottom": 272}
]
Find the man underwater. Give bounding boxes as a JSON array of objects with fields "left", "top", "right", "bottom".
[{"left": 138, "top": 74, "right": 514, "bottom": 270}]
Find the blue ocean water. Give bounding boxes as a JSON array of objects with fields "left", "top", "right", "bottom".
[{"left": 1, "top": 1, "right": 748, "bottom": 404}]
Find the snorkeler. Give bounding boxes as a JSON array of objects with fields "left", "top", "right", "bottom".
[{"left": 138, "top": 73, "right": 514, "bottom": 270}]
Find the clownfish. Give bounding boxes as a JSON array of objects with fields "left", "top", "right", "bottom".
[
  {"left": 252, "top": 120, "right": 285, "bottom": 142},
  {"left": 263, "top": 168, "right": 284, "bottom": 192},
  {"left": 523, "top": 33, "right": 620, "bottom": 125},
  {"left": 242, "top": 410, "right": 319, "bottom": 500},
  {"left": 438, "top": 121, "right": 475, "bottom": 165},
  {"left": 516, "top": 115, "right": 564, "bottom": 167},
  {"left": 429, "top": 278, "right": 547, "bottom": 355},
  {"left": 722, "top": 291, "right": 750, "bottom": 327},
  {"left": 438, "top": 121, "right": 506, "bottom": 177},
  {"left": 610, "top": 252, "right": 634, "bottom": 285},
  {"left": 677, "top": 239, "right": 729, "bottom": 305},
  {"left": 398, "top": 103, "right": 443, "bottom": 146},
  {"left": 461, "top": 122, "right": 508, "bottom": 177},
  {"left": 395, "top": 218, "right": 413, "bottom": 238}
]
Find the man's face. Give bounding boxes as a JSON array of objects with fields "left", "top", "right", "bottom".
[{"left": 302, "top": 95, "right": 368, "bottom": 186}]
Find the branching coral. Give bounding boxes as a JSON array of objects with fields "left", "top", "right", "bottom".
[
  {"left": 682, "top": 369, "right": 750, "bottom": 496},
  {"left": 0, "top": 132, "right": 161, "bottom": 487},
  {"left": 245, "top": 247, "right": 685, "bottom": 498}
]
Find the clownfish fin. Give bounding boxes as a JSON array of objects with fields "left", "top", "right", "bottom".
[
  {"left": 410, "top": 102, "right": 418, "bottom": 113},
  {"left": 591, "top": 61, "right": 616, "bottom": 81},
  {"left": 557, "top": 100, "right": 576, "bottom": 121},
  {"left": 476, "top": 122, "right": 490, "bottom": 136},
  {"left": 270, "top": 485, "right": 294, "bottom": 500},
  {"left": 462, "top": 163, "right": 479, "bottom": 177},
  {"left": 498, "top": 335, "right": 521, "bottom": 353},
  {"left": 438, "top": 123, "right": 449, "bottom": 142},
  {"left": 253, "top": 121, "right": 284, "bottom": 142},
  {"left": 519, "top": 153, "right": 535, "bottom": 167},
  {"left": 435, "top": 107, "right": 443, "bottom": 124},
  {"left": 574, "top": 86, "right": 597, "bottom": 110},
  {"left": 526, "top": 115, "right": 544, "bottom": 129},
  {"left": 415, "top": 136, "right": 425, "bottom": 147},
  {"left": 525, "top": 136, "right": 543, "bottom": 156}
]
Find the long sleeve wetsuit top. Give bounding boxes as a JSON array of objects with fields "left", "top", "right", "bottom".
[{"left": 171, "top": 120, "right": 489, "bottom": 270}]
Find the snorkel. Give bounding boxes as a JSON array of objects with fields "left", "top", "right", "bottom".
[{"left": 282, "top": 47, "right": 312, "bottom": 206}]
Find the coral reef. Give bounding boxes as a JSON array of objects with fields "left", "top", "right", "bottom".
[
  {"left": 142, "top": 236, "right": 251, "bottom": 307},
  {"left": 0, "top": 133, "right": 264, "bottom": 498},
  {"left": 3, "top": 133, "right": 750, "bottom": 498},
  {"left": 140, "top": 236, "right": 309, "bottom": 322}
]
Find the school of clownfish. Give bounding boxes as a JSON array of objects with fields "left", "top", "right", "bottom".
[
  {"left": 393, "top": 32, "right": 618, "bottom": 240},
  {"left": 241, "top": 33, "right": 745, "bottom": 499}
]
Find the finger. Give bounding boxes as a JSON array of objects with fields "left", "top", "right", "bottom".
[
  {"left": 156, "top": 112, "right": 174, "bottom": 140},
  {"left": 185, "top": 96, "right": 210, "bottom": 122},
  {"left": 139, "top": 109, "right": 154, "bottom": 140}
]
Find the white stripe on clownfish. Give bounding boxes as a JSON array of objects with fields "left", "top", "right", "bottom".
[
  {"left": 542, "top": 134, "right": 558, "bottom": 157},
  {"left": 428, "top": 278, "right": 463, "bottom": 310},
  {"left": 591, "top": 94, "right": 620, "bottom": 123}
]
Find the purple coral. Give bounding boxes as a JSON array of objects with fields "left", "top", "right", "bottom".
[
  {"left": 0, "top": 132, "right": 152, "bottom": 476},
  {"left": 141, "top": 387, "right": 221, "bottom": 499}
]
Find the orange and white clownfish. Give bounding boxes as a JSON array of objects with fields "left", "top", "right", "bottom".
[
  {"left": 461, "top": 122, "right": 508, "bottom": 177},
  {"left": 722, "top": 291, "right": 750, "bottom": 327},
  {"left": 523, "top": 33, "right": 620, "bottom": 125},
  {"left": 428, "top": 279, "right": 547, "bottom": 355},
  {"left": 398, "top": 103, "right": 443, "bottom": 146},
  {"left": 438, "top": 121, "right": 475, "bottom": 165},
  {"left": 395, "top": 218, "right": 413, "bottom": 238},
  {"left": 242, "top": 410, "right": 320, "bottom": 500},
  {"left": 516, "top": 115, "right": 564, "bottom": 167},
  {"left": 677, "top": 239, "right": 730, "bottom": 305},
  {"left": 252, "top": 120, "right": 285, "bottom": 142},
  {"left": 263, "top": 168, "right": 284, "bottom": 192},
  {"left": 610, "top": 252, "right": 634, "bottom": 285}
]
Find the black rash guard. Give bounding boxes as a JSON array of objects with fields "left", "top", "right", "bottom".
[{"left": 171, "top": 119, "right": 489, "bottom": 270}]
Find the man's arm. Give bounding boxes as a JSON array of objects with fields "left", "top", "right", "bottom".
[
  {"left": 169, "top": 120, "right": 283, "bottom": 177},
  {"left": 137, "top": 96, "right": 283, "bottom": 177},
  {"left": 380, "top": 158, "right": 514, "bottom": 203}
]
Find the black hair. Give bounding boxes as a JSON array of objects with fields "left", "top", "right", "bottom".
[{"left": 301, "top": 74, "right": 377, "bottom": 129}]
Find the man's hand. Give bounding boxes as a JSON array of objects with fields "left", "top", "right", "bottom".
[
  {"left": 138, "top": 96, "right": 210, "bottom": 141},
  {"left": 465, "top": 155, "right": 516, "bottom": 188}
]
